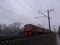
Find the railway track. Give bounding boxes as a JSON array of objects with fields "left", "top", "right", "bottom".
[{"left": 0, "top": 34, "right": 48, "bottom": 43}]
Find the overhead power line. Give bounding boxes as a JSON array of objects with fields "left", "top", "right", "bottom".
[
  {"left": 0, "top": 7, "right": 45, "bottom": 27},
  {"left": 15, "top": 0, "right": 48, "bottom": 18},
  {"left": 0, "top": 7, "right": 16, "bottom": 22},
  {"left": 23, "top": 0, "right": 49, "bottom": 18},
  {"left": 38, "top": 10, "right": 47, "bottom": 17},
  {"left": 15, "top": 0, "right": 45, "bottom": 24},
  {"left": 23, "top": 0, "right": 36, "bottom": 12},
  {"left": 0, "top": 7, "right": 35, "bottom": 23},
  {"left": 15, "top": 0, "right": 35, "bottom": 15}
]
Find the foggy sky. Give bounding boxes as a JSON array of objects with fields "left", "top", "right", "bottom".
[{"left": 0, "top": 0, "right": 60, "bottom": 31}]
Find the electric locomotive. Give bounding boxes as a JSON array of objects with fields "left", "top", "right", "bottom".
[{"left": 23, "top": 24, "right": 49, "bottom": 36}]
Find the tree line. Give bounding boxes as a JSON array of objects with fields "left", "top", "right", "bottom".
[{"left": 0, "top": 22, "right": 23, "bottom": 36}]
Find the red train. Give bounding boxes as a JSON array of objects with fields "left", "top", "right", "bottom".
[{"left": 23, "top": 24, "right": 49, "bottom": 36}]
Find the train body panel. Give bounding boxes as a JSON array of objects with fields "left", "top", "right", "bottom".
[{"left": 23, "top": 24, "right": 49, "bottom": 36}]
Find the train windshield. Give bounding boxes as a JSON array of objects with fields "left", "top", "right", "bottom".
[{"left": 24, "top": 24, "right": 33, "bottom": 28}]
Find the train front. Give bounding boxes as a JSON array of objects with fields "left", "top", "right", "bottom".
[
  {"left": 23, "top": 24, "right": 37, "bottom": 36},
  {"left": 23, "top": 24, "right": 33, "bottom": 36}
]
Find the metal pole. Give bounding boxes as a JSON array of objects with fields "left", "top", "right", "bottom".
[{"left": 47, "top": 10, "right": 51, "bottom": 31}]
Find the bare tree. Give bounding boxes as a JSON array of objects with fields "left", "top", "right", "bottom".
[
  {"left": 0, "top": 23, "right": 21, "bottom": 36},
  {"left": 6, "top": 22, "right": 21, "bottom": 36},
  {"left": 8, "top": 22, "right": 21, "bottom": 31},
  {"left": 0, "top": 24, "right": 2, "bottom": 35}
]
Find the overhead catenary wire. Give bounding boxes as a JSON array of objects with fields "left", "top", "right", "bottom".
[
  {"left": 23, "top": 0, "right": 48, "bottom": 17},
  {"left": 15, "top": 0, "right": 47, "bottom": 23},
  {"left": 23, "top": 0, "right": 48, "bottom": 22},
  {"left": 23, "top": 0, "right": 53, "bottom": 30},
  {"left": 0, "top": 7, "right": 35, "bottom": 23},
  {"left": 15, "top": 0, "right": 35, "bottom": 15},
  {"left": 15, "top": 0, "right": 47, "bottom": 19},
  {"left": 1, "top": 0, "right": 48, "bottom": 27},
  {"left": 0, "top": 7, "right": 16, "bottom": 22},
  {"left": 15, "top": 0, "right": 47, "bottom": 17},
  {"left": 13, "top": 0, "right": 45, "bottom": 25},
  {"left": 23, "top": 0, "right": 36, "bottom": 12},
  {"left": 0, "top": 7, "right": 45, "bottom": 27},
  {"left": 15, "top": 0, "right": 45, "bottom": 19}
]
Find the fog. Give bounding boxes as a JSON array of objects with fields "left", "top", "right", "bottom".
[{"left": 0, "top": 0, "right": 60, "bottom": 31}]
